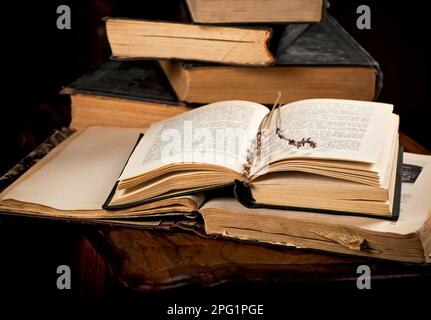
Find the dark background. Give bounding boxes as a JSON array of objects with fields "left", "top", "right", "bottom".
[
  {"left": 0, "top": 0, "right": 430, "bottom": 305},
  {"left": 1, "top": 0, "right": 430, "bottom": 176}
]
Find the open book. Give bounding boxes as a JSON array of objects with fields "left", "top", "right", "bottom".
[
  {"left": 104, "top": 99, "right": 401, "bottom": 219},
  {"left": 0, "top": 128, "right": 205, "bottom": 223},
  {"left": 0, "top": 127, "right": 429, "bottom": 263}
]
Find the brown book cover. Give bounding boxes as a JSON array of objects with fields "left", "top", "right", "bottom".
[{"left": 160, "top": 15, "right": 382, "bottom": 104}]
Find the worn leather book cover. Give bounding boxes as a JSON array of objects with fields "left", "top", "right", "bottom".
[{"left": 63, "top": 60, "right": 180, "bottom": 105}]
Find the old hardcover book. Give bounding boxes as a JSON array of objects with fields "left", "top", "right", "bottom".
[
  {"left": 198, "top": 151, "right": 431, "bottom": 263},
  {"left": 62, "top": 60, "right": 191, "bottom": 130},
  {"left": 186, "top": 0, "right": 325, "bottom": 24},
  {"left": 160, "top": 15, "right": 382, "bottom": 104},
  {"left": 0, "top": 127, "right": 205, "bottom": 221},
  {"left": 0, "top": 127, "right": 429, "bottom": 263},
  {"left": 105, "top": 17, "right": 276, "bottom": 66},
  {"left": 104, "top": 98, "right": 400, "bottom": 219}
]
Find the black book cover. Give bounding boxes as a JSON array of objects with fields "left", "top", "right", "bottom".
[{"left": 63, "top": 60, "right": 180, "bottom": 105}]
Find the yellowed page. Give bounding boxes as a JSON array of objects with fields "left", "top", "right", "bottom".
[
  {"left": 267, "top": 99, "right": 394, "bottom": 164},
  {"left": 119, "top": 100, "right": 269, "bottom": 180},
  {"left": 0, "top": 127, "right": 142, "bottom": 210}
]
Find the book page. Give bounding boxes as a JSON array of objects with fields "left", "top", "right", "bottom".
[
  {"left": 119, "top": 101, "right": 269, "bottom": 180},
  {"left": 266, "top": 99, "right": 394, "bottom": 164},
  {"left": 0, "top": 127, "right": 142, "bottom": 210}
]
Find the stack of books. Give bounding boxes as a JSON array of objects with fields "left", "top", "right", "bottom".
[
  {"left": 65, "top": 0, "right": 381, "bottom": 129},
  {"left": 1, "top": 1, "right": 430, "bottom": 263}
]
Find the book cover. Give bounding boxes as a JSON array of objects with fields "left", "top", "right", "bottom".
[
  {"left": 159, "top": 15, "right": 382, "bottom": 104},
  {"left": 63, "top": 60, "right": 180, "bottom": 105}
]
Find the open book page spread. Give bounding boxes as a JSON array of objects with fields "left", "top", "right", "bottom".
[
  {"left": 267, "top": 99, "right": 394, "bottom": 164},
  {"left": 0, "top": 127, "right": 142, "bottom": 210},
  {"left": 119, "top": 101, "right": 269, "bottom": 180}
]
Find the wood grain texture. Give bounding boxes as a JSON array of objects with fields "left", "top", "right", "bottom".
[
  {"left": 401, "top": 133, "right": 431, "bottom": 155},
  {"left": 84, "top": 226, "right": 431, "bottom": 293}
]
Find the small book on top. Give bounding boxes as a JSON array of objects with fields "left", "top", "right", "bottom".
[
  {"left": 103, "top": 98, "right": 402, "bottom": 220},
  {"left": 185, "top": 0, "right": 326, "bottom": 24}
]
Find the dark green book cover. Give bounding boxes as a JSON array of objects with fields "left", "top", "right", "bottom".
[{"left": 63, "top": 60, "right": 180, "bottom": 105}]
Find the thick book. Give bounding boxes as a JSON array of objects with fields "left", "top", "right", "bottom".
[
  {"left": 104, "top": 0, "right": 294, "bottom": 66},
  {"left": 160, "top": 15, "right": 382, "bottom": 104},
  {"left": 185, "top": 0, "right": 325, "bottom": 24},
  {"left": 105, "top": 17, "right": 277, "bottom": 66},
  {"left": 0, "top": 127, "right": 205, "bottom": 220},
  {"left": 103, "top": 98, "right": 401, "bottom": 219},
  {"left": 0, "top": 127, "right": 429, "bottom": 263},
  {"left": 198, "top": 150, "right": 431, "bottom": 263},
  {"left": 62, "top": 60, "right": 191, "bottom": 130}
]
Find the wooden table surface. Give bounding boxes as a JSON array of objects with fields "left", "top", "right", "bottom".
[{"left": 79, "top": 133, "right": 431, "bottom": 296}]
